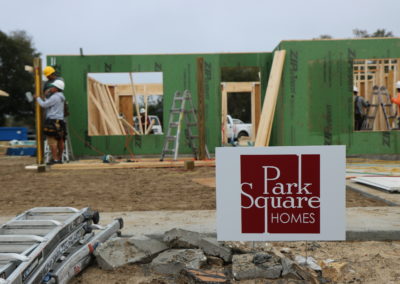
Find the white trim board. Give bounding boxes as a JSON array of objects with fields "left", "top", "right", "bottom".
[{"left": 351, "top": 177, "right": 400, "bottom": 192}]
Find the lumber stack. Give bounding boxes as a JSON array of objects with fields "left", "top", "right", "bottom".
[
  {"left": 87, "top": 77, "right": 126, "bottom": 136},
  {"left": 255, "top": 50, "right": 286, "bottom": 147}
]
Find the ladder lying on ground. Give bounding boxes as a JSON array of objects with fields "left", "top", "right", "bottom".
[
  {"left": 362, "top": 86, "right": 398, "bottom": 130},
  {"left": 160, "top": 90, "right": 210, "bottom": 161},
  {"left": 0, "top": 207, "right": 122, "bottom": 284}
]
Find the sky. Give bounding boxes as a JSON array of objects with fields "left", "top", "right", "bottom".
[{"left": 1, "top": 0, "right": 399, "bottom": 82}]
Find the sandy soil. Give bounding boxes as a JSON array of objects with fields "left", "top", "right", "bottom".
[{"left": 0, "top": 155, "right": 398, "bottom": 284}]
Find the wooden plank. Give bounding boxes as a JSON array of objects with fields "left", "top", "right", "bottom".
[
  {"left": 129, "top": 73, "right": 143, "bottom": 134},
  {"left": 220, "top": 82, "right": 254, "bottom": 93},
  {"left": 255, "top": 50, "right": 286, "bottom": 146},
  {"left": 197, "top": 57, "right": 206, "bottom": 160},
  {"left": 116, "top": 83, "right": 163, "bottom": 96},
  {"left": 251, "top": 82, "right": 261, "bottom": 142},
  {"left": 221, "top": 84, "right": 228, "bottom": 144},
  {"left": 88, "top": 78, "right": 108, "bottom": 135},
  {"left": 94, "top": 82, "right": 121, "bottom": 134},
  {"left": 50, "top": 160, "right": 215, "bottom": 170},
  {"left": 104, "top": 84, "right": 126, "bottom": 134},
  {"left": 119, "top": 96, "right": 134, "bottom": 134}
]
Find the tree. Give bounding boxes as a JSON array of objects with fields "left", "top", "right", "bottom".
[
  {"left": 353, "top": 28, "right": 394, "bottom": 38},
  {"left": 0, "top": 30, "right": 40, "bottom": 126}
]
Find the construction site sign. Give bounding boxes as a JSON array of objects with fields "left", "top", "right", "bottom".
[{"left": 216, "top": 146, "right": 345, "bottom": 241}]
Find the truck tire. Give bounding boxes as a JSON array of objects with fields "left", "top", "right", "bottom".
[{"left": 237, "top": 131, "right": 249, "bottom": 140}]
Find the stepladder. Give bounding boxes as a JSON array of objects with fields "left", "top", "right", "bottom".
[
  {"left": 160, "top": 90, "right": 210, "bottom": 161},
  {"left": 362, "top": 86, "right": 398, "bottom": 131}
]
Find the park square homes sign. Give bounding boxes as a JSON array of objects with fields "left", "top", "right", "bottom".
[{"left": 216, "top": 146, "right": 345, "bottom": 241}]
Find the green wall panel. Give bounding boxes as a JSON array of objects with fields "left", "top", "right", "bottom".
[
  {"left": 48, "top": 52, "right": 271, "bottom": 156},
  {"left": 270, "top": 38, "right": 400, "bottom": 155}
]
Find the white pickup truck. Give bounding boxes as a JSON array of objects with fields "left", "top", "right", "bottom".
[{"left": 226, "top": 115, "right": 252, "bottom": 141}]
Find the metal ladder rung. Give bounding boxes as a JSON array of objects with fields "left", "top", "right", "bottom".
[
  {"left": 0, "top": 243, "right": 38, "bottom": 254},
  {"left": 0, "top": 228, "right": 55, "bottom": 236},
  {"left": 0, "top": 235, "right": 46, "bottom": 243},
  {"left": 4, "top": 220, "right": 61, "bottom": 227},
  {"left": 27, "top": 207, "right": 80, "bottom": 214},
  {"left": 24, "top": 214, "right": 74, "bottom": 222},
  {"left": 0, "top": 253, "right": 29, "bottom": 262}
]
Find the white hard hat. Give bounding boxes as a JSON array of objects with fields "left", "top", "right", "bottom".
[
  {"left": 396, "top": 81, "right": 400, "bottom": 89},
  {"left": 353, "top": 86, "right": 358, "bottom": 93},
  {"left": 140, "top": 108, "right": 145, "bottom": 114},
  {"left": 51, "top": 80, "right": 65, "bottom": 91}
]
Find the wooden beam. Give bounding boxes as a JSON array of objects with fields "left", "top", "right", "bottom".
[
  {"left": 116, "top": 83, "right": 163, "bottom": 96},
  {"left": 119, "top": 96, "right": 134, "bottom": 134},
  {"left": 251, "top": 82, "right": 261, "bottom": 142},
  {"left": 220, "top": 82, "right": 255, "bottom": 93},
  {"left": 197, "top": 57, "right": 206, "bottom": 160},
  {"left": 255, "top": 50, "right": 286, "bottom": 147},
  {"left": 129, "top": 73, "right": 143, "bottom": 134},
  {"left": 50, "top": 159, "right": 215, "bottom": 170},
  {"left": 221, "top": 84, "right": 228, "bottom": 144}
]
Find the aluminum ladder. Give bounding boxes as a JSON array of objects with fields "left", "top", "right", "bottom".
[
  {"left": 362, "top": 85, "right": 397, "bottom": 130},
  {"left": 0, "top": 207, "right": 99, "bottom": 284},
  {"left": 160, "top": 90, "right": 210, "bottom": 161}
]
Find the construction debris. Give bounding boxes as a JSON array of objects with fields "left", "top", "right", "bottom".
[
  {"left": 151, "top": 249, "right": 207, "bottom": 275},
  {"left": 92, "top": 229, "right": 321, "bottom": 282}
]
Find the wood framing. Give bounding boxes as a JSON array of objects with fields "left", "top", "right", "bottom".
[
  {"left": 353, "top": 58, "right": 400, "bottom": 131},
  {"left": 255, "top": 50, "right": 286, "bottom": 147},
  {"left": 220, "top": 82, "right": 261, "bottom": 144}
]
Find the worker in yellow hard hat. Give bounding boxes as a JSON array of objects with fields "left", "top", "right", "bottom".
[{"left": 43, "top": 66, "right": 64, "bottom": 96}]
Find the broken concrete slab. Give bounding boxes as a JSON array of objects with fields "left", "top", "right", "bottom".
[
  {"left": 179, "top": 268, "right": 230, "bottom": 283},
  {"left": 94, "top": 237, "right": 147, "bottom": 270},
  {"left": 199, "top": 237, "right": 232, "bottom": 262},
  {"left": 232, "top": 253, "right": 282, "bottom": 280},
  {"left": 151, "top": 249, "right": 207, "bottom": 275},
  {"left": 128, "top": 234, "right": 168, "bottom": 257},
  {"left": 164, "top": 228, "right": 203, "bottom": 248}
]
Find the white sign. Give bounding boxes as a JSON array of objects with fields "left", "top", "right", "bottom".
[{"left": 216, "top": 146, "right": 346, "bottom": 241}]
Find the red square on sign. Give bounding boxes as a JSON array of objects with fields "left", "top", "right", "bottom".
[{"left": 240, "top": 155, "right": 320, "bottom": 234}]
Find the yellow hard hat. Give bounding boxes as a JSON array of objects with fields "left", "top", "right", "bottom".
[{"left": 43, "top": 66, "right": 56, "bottom": 77}]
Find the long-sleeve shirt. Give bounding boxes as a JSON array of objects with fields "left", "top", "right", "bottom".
[
  {"left": 391, "top": 92, "right": 400, "bottom": 113},
  {"left": 354, "top": 95, "right": 369, "bottom": 116},
  {"left": 37, "top": 92, "right": 65, "bottom": 120}
]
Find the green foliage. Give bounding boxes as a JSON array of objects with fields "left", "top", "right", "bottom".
[
  {"left": 0, "top": 30, "right": 40, "bottom": 126},
  {"left": 353, "top": 28, "right": 394, "bottom": 38}
]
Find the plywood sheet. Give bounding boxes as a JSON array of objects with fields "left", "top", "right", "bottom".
[{"left": 352, "top": 177, "right": 400, "bottom": 192}]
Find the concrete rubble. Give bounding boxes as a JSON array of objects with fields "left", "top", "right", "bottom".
[
  {"left": 151, "top": 249, "right": 207, "bottom": 275},
  {"left": 93, "top": 229, "right": 324, "bottom": 282}
]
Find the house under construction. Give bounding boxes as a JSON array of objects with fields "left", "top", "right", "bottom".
[{"left": 48, "top": 37, "right": 400, "bottom": 157}]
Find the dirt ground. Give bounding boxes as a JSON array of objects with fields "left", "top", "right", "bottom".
[{"left": 0, "top": 155, "right": 399, "bottom": 284}]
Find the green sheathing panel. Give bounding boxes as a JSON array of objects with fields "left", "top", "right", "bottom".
[
  {"left": 48, "top": 52, "right": 270, "bottom": 156},
  {"left": 270, "top": 38, "right": 400, "bottom": 155}
]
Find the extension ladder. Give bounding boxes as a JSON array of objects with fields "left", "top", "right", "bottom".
[
  {"left": 160, "top": 90, "right": 210, "bottom": 161},
  {"left": 0, "top": 207, "right": 121, "bottom": 284},
  {"left": 362, "top": 86, "right": 397, "bottom": 130}
]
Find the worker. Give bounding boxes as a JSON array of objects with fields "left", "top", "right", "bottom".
[
  {"left": 36, "top": 79, "right": 67, "bottom": 164},
  {"left": 139, "top": 108, "right": 153, "bottom": 134},
  {"left": 353, "top": 86, "right": 370, "bottom": 130},
  {"left": 390, "top": 81, "right": 400, "bottom": 128},
  {"left": 43, "top": 66, "right": 64, "bottom": 95}
]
